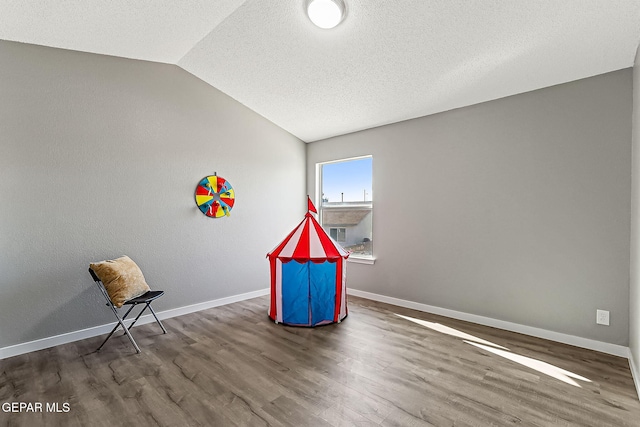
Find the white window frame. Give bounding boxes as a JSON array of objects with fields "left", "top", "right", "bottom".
[{"left": 316, "top": 155, "right": 375, "bottom": 264}]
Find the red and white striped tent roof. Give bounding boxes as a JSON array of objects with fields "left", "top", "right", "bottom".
[{"left": 267, "top": 213, "right": 349, "bottom": 263}]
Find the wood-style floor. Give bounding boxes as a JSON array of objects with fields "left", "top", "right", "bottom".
[{"left": 1, "top": 295, "right": 639, "bottom": 426}]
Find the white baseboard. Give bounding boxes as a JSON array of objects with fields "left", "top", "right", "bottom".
[
  {"left": 0, "top": 286, "right": 630, "bottom": 362},
  {"left": 348, "top": 288, "right": 629, "bottom": 358},
  {"left": 0, "top": 288, "right": 269, "bottom": 360},
  {"left": 629, "top": 349, "right": 640, "bottom": 400}
]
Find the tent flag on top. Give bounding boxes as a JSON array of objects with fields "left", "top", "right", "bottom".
[
  {"left": 308, "top": 196, "right": 317, "bottom": 214},
  {"left": 267, "top": 196, "right": 349, "bottom": 326}
]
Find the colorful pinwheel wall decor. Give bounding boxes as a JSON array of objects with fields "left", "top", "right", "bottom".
[{"left": 195, "top": 174, "right": 235, "bottom": 218}]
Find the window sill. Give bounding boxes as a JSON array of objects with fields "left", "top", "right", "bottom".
[{"left": 347, "top": 256, "right": 375, "bottom": 265}]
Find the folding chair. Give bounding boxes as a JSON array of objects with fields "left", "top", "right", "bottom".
[{"left": 89, "top": 268, "right": 167, "bottom": 353}]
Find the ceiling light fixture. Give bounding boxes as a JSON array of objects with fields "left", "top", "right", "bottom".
[{"left": 307, "top": 0, "right": 346, "bottom": 29}]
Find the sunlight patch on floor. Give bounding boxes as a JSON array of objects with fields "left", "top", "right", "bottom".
[
  {"left": 465, "top": 341, "right": 592, "bottom": 387},
  {"left": 395, "top": 313, "right": 592, "bottom": 388},
  {"left": 394, "top": 313, "right": 509, "bottom": 350}
]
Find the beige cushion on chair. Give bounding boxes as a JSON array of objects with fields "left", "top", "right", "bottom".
[{"left": 89, "top": 256, "right": 151, "bottom": 308}]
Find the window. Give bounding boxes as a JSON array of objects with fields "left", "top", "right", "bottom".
[
  {"left": 318, "top": 156, "right": 373, "bottom": 259},
  {"left": 330, "top": 227, "right": 346, "bottom": 243}
]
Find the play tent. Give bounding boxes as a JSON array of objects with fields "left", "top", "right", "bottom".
[{"left": 267, "top": 198, "right": 349, "bottom": 326}]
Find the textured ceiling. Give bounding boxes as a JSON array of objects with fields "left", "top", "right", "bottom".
[
  {"left": 0, "top": 0, "right": 247, "bottom": 63},
  {"left": 2, "top": 1, "right": 640, "bottom": 142}
]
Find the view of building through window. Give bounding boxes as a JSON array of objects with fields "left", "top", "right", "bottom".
[{"left": 319, "top": 156, "right": 373, "bottom": 258}]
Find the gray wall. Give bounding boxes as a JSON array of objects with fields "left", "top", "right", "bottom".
[
  {"left": 307, "top": 69, "right": 632, "bottom": 345},
  {"left": 0, "top": 40, "right": 306, "bottom": 349},
  {"left": 631, "top": 46, "right": 640, "bottom": 380}
]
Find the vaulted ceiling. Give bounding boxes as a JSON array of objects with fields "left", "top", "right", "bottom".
[{"left": 2, "top": 1, "right": 640, "bottom": 142}]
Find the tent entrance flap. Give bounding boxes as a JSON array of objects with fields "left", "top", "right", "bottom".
[
  {"left": 310, "top": 261, "right": 336, "bottom": 325},
  {"left": 280, "top": 261, "right": 337, "bottom": 326},
  {"left": 281, "top": 261, "right": 310, "bottom": 325}
]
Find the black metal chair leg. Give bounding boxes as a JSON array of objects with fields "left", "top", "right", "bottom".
[
  {"left": 125, "top": 303, "right": 153, "bottom": 331},
  {"left": 119, "top": 323, "right": 141, "bottom": 354},
  {"left": 125, "top": 302, "right": 167, "bottom": 334},
  {"left": 97, "top": 304, "right": 141, "bottom": 353},
  {"left": 98, "top": 305, "right": 136, "bottom": 348},
  {"left": 148, "top": 304, "right": 168, "bottom": 334}
]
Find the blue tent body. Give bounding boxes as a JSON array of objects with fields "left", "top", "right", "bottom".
[{"left": 281, "top": 261, "right": 337, "bottom": 325}]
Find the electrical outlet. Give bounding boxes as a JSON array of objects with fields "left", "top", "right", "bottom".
[{"left": 596, "top": 309, "right": 610, "bottom": 326}]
